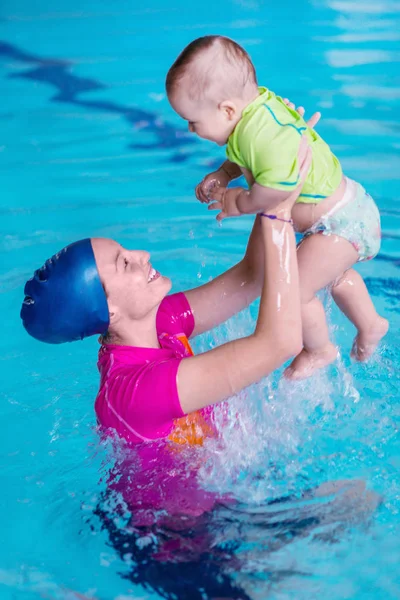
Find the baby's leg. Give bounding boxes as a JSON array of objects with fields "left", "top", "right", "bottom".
[
  {"left": 331, "top": 269, "right": 388, "bottom": 360},
  {"left": 285, "top": 233, "right": 359, "bottom": 380}
]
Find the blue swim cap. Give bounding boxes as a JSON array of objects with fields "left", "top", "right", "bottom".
[{"left": 21, "top": 238, "right": 110, "bottom": 344}]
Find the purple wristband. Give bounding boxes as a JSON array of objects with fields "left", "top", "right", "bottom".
[{"left": 259, "top": 212, "right": 294, "bottom": 226}]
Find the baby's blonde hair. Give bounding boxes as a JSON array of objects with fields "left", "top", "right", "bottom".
[{"left": 166, "top": 35, "right": 257, "bottom": 102}]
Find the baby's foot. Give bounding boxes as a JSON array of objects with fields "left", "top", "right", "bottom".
[
  {"left": 284, "top": 343, "right": 338, "bottom": 380},
  {"left": 351, "top": 316, "right": 389, "bottom": 362}
]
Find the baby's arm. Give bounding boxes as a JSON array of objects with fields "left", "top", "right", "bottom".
[
  {"left": 238, "top": 183, "right": 290, "bottom": 213},
  {"left": 220, "top": 160, "right": 242, "bottom": 180},
  {"left": 209, "top": 182, "right": 296, "bottom": 221}
]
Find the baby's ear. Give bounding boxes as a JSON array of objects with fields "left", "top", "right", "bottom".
[{"left": 219, "top": 100, "right": 237, "bottom": 120}]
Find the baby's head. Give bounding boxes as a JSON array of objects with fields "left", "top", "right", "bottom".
[{"left": 166, "top": 35, "right": 258, "bottom": 146}]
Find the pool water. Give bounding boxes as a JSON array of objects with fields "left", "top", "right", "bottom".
[{"left": 1, "top": 0, "right": 400, "bottom": 598}]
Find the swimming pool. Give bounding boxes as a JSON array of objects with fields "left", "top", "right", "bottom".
[{"left": 1, "top": 0, "right": 399, "bottom": 598}]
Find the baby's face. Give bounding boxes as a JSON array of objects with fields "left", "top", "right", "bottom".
[{"left": 169, "top": 91, "right": 235, "bottom": 146}]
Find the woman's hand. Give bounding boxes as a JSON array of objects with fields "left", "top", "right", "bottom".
[{"left": 282, "top": 97, "right": 321, "bottom": 129}]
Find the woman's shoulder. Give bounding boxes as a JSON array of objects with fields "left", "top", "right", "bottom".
[
  {"left": 158, "top": 291, "right": 190, "bottom": 313},
  {"left": 157, "top": 292, "right": 194, "bottom": 338}
]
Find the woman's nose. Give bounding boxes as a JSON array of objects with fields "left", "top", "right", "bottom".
[{"left": 130, "top": 250, "right": 150, "bottom": 265}]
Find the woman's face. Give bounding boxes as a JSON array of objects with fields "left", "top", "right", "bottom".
[{"left": 91, "top": 238, "right": 171, "bottom": 323}]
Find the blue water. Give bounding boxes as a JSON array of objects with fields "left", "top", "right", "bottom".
[{"left": 1, "top": 0, "right": 400, "bottom": 598}]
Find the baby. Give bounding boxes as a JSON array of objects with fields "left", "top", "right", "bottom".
[{"left": 166, "top": 35, "right": 388, "bottom": 379}]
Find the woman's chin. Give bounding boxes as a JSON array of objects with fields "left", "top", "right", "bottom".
[{"left": 158, "top": 275, "right": 172, "bottom": 294}]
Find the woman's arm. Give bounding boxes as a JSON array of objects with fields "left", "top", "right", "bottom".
[
  {"left": 184, "top": 215, "right": 263, "bottom": 338},
  {"left": 177, "top": 137, "right": 311, "bottom": 414},
  {"left": 177, "top": 208, "right": 301, "bottom": 413}
]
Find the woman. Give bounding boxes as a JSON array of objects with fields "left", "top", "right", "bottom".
[
  {"left": 21, "top": 134, "right": 312, "bottom": 446},
  {"left": 20, "top": 114, "right": 379, "bottom": 600}
]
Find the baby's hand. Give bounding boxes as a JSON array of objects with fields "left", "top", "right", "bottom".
[
  {"left": 207, "top": 187, "right": 246, "bottom": 222},
  {"left": 195, "top": 168, "right": 231, "bottom": 204}
]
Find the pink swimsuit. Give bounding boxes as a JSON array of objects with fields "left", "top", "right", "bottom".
[{"left": 95, "top": 293, "right": 214, "bottom": 446}]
